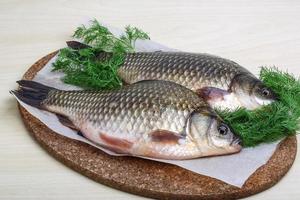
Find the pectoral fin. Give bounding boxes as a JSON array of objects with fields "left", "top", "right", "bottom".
[
  {"left": 149, "top": 130, "right": 183, "bottom": 144},
  {"left": 196, "top": 87, "right": 229, "bottom": 101}
]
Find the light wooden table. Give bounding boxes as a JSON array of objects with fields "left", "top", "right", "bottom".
[{"left": 1, "top": 0, "right": 299, "bottom": 199}]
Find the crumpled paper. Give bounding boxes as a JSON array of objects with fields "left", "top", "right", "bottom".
[{"left": 14, "top": 22, "right": 280, "bottom": 188}]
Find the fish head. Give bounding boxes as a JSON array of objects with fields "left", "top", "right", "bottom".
[
  {"left": 230, "top": 74, "right": 277, "bottom": 109},
  {"left": 251, "top": 81, "right": 278, "bottom": 105},
  {"left": 187, "top": 111, "right": 242, "bottom": 156}
]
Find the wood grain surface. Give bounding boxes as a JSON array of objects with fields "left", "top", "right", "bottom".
[{"left": 1, "top": 0, "right": 300, "bottom": 199}]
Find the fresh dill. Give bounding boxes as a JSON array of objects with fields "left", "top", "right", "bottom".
[
  {"left": 73, "top": 20, "right": 149, "bottom": 53},
  {"left": 52, "top": 19, "right": 150, "bottom": 89}
]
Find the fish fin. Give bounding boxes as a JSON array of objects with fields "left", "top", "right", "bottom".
[
  {"left": 101, "top": 145, "right": 129, "bottom": 154},
  {"left": 66, "top": 41, "right": 91, "bottom": 50},
  {"left": 56, "top": 114, "right": 78, "bottom": 130},
  {"left": 67, "top": 41, "right": 114, "bottom": 62},
  {"left": 77, "top": 131, "right": 85, "bottom": 137},
  {"left": 196, "top": 87, "right": 229, "bottom": 101},
  {"left": 149, "top": 130, "right": 182, "bottom": 144},
  {"left": 10, "top": 80, "right": 55, "bottom": 109},
  {"left": 133, "top": 80, "right": 156, "bottom": 84},
  {"left": 99, "top": 134, "right": 133, "bottom": 151},
  {"left": 132, "top": 80, "right": 167, "bottom": 86}
]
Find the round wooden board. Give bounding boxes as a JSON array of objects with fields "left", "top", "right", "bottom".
[{"left": 18, "top": 52, "right": 297, "bottom": 200}]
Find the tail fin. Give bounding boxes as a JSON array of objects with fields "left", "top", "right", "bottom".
[
  {"left": 66, "top": 41, "right": 91, "bottom": 50},
  {"left": 66, "top": 41, "right": 113, "bottom": 61},
  {"left": 10, "top": 80, "right": 55, "bottom": 109}
]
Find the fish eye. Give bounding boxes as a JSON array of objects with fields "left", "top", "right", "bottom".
[
  {"left": 218, "top": 124, "right": 228, "bottom": 135},
  {"left": 261, "top": 88, "right": 270, "bottom": 96}
]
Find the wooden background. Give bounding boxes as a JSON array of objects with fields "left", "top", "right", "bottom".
[{"left": 0, "top": 0, "right": 299, "bottom": 199}]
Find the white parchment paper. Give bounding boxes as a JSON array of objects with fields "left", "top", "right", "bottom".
[{"left": 14, "top": 22, "right": 280, "bottom": 188}]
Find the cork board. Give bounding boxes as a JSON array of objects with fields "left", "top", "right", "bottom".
[{"left": 18, "top": 51, "right": 297, "bottom": 200}]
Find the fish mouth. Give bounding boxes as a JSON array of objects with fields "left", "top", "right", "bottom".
[
  {"left": 230, "top": 136, "right": 243, "bottom": 151},
  {"left": 254, "top": 96, "right": 274, "bottom": 107},
  {"left": 231, "top": 138, "right": 242, "bottom": 146}
]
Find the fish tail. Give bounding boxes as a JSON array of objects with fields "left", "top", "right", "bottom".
[
  {"left": 66, "top": 41, "right": 91, "bottom": 50},
  {"left": 66, "top": 41, "right": 113, "bottom": 61},
  {"left": 10, "top": 80, "right": 55, "bottom": 109}
]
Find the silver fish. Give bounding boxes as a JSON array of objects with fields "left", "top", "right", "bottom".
[
  {"left": 67, "top": 41, "right": 277, "bottom": 110},
  {"left": 118, "top": 52, "right": 278, "bottom": 110},
  {"left": 12, "top": 80, "right": 242, "bottom": 160}
]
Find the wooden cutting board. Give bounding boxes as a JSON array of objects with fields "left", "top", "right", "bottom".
[{"left": 18, "top": 51, "right": 297, "bottom": 200}]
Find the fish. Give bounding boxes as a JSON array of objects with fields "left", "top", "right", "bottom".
[
  {"left": 67, "top": 41, "right": 278, "bottom": 110},
  {"left": 11, "top": 80, "right": 242, "bottom": 160}
]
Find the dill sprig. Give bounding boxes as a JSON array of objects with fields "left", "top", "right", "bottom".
[
  {"left": 73, "top": 20, "right": 149, "bottom": 53},
  {"left": 120, "top": 26, "right": 150, "bottom": 49},
  {"left": 218, "top": 67, "right": 300, "bottom": 147},
  {"left": 52, "top": 19, "right": 150, "bottom": 89},
  {"left": 52, "top": 48, "right": 123, "bottom": 89}
]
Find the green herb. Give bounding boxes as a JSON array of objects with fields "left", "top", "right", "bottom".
[
  {"left": 52, "top": 48, "right": 123, "bottom": 89},
  {"left": 52, "top": 19, "right": 150, "bottom": 89},
  {"left": 218, "top": 67, "right": 300, "bottom": 147},
  {"left": 73, "top": 20, "right": 149, "bottom": 52}
]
